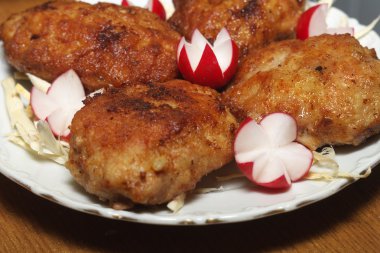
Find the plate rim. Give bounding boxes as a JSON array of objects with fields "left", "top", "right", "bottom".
[{"left": 0, "top": 7, "right": 379, "bottom": 226}]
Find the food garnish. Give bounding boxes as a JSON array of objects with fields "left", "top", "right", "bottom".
[
  {"left": 167, "top": 193, "right": 186, "bottom": 213},
  {"left": 26, "top": 73, "right": 51, "bottom": 93},
  {"left": 30, "top": 70, "right": 85, "bottom": 138},
  {"left": 234, "top": 113, "right": 313, "bottom": 189},
  {"left": 297, "top": 3, "right": 380, "bottom": 40},
  {"left": 307, "top": 146, "right": 371, "bottom": 180},
  {"left": 0, "top": 0, "right": 376, "bottom": 212},
  {"left": 177, "top": 28, "right": 239, "bottom": 89},
  {"left": 122, "top": 0, "right": 166, "bottom": 20},
  {"left": 2, "top": 77, "right": 68, "bottom": 165},
  {"left": 296, "top": 4, "right": 354, "bottom": 40},
  {"left": 312, "top": 146, "right": 338, "bottom": 170},
  {"left": 0, "top": 76, "right": 371, "bottom": 211},
  {"left": 226, "top": 120, "right": 371, "bottom": 188}
]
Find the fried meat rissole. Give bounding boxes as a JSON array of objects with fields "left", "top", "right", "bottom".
[
  {"left": 169, "top": 0, "right": 305, "bottom": 56},
  {"left": 0, "top": 1, "right": 180, "bottom": 92},
  {"left": 223, "top": 34, "right": 380, "bottom": 150},
  {"left": 67, "top": 80, "right": 238, "bottom": 206}
]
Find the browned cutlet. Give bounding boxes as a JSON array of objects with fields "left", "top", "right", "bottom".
[
  {"left": 0, "top": 1, "right": 180, "bottom": 92},
  {"left": 169, "top": 0, "right": 305, "bottom": 57},
  {"left": 67, "top": 80, "right": 238, "bottom": 205},
  {"left": 223, "top": 34, "right": 380, "bottom": 150}
]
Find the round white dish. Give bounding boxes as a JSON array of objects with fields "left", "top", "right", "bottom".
[{"left": 0, "top": 7, "right": 379, "bottom": 225}]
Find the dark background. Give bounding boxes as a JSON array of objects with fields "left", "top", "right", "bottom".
[{"left": 335, "top": 0, "right": 380, "bottom": 33}]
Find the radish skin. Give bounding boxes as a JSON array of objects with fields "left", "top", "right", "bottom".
[
  {"left": 177, "top": 28, "right": 238, "bottom": 89},
  {"left": 30, "top": 70, "right": 85, "bottom": 138},
  {"left": 234, "top": 113, "right": 313, "bottom": 189}
]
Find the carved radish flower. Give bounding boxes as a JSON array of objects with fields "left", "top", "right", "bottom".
[
  {"left": 177, "top": 28, "right": 239, "bottom": 89},
  {"left": 30, "top": 70, "right": 85, "bottom": 138},
  {"left": 296, "top": 4, "right": 354, "bottom": 40},
  {"left": 234, "top": 113, "right": 313, "bottom": 189}
]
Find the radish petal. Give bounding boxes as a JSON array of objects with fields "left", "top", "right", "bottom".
[
  {"left": 47, "top": 108, "right": 71, "bottom": 137},
  {"left": 30, "top": 70, "right": 85, "bottom": 138},
  {"left": 214, "top": 28, "right": 231, "bottom": 46},
  {"left": 235, "top": 148, "right": 268, "bottom": 165},
  {"left": 222, "top": 41, "right": 239, "bottom": 81},
  {"left": 308, "top": 4, "right": 328, "bottom": 37},
  {"left": 148, "top": 0, "right": 166, "bottom": 20},
  {"left": 177, "top": 28, "right": 239, "bottom": 88},
  {"left": 177, "top": 37, "right": 186, "bottom": 61},
  {"left": 257, "top": 174, "right": 291, "bottom": 189},
  {"left": 184, "top": 29, "right": 209, "bottom": 71},
  {"left": 178, "top": 46, "right": 196, "bottom": 82},
  {"left": 48, "top": 69, "right": 85, "bottom": 106},
  {"left": 234, "top": 113, "right": 312, "bottom": 189},
  {"left": 260, "top": 113, "right": 297, "bottom": 147},
  {"left": 184, "top": 42, "right": 204, "bottom": 72},
  {"left": 121, "top": 0, "right": 129, "bottom": 6},
  {"left": 193, "top": 44, "right": 224, "bottom": 87},
  {"left": 191, "top": 29, "right": 210, "bottom": 49},
  {"left": 276, "top": 142, "right": 313, "bottom": 181},
  {"left": 234, "top": 119, "right": 270, "bottom": 155},
  {"left": 238, "top": 162, "right": 254, "bottom": 180},
  {"left": 30, "top": 87, "right": 59, "bottom": 120},
  {"left": 253, "top": 154, "right": 290, "bottom": 185},
  {"left": 213, "top": 28, "right": 234, "bottom": 73},
  {"left": 213, "top": 39, "right": 233, "bottom": 73}
]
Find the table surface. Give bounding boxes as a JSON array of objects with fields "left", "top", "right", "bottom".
[{"left": 1, "top": 1, "right": 380, "bottom": 252}]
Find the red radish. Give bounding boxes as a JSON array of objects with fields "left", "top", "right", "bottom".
[
  {"left": 234, "top": 113, "right": 313, "bottom": 189},
  {"left": 147, "top": 0, "right": 166, "bottom": 20},
  {"left": 121, "top": 0, "right": 166, "bottom": 20},
  {"left": 296, "top": 4, "right": 354, "bottom": 40},
  {"left": 177, "top": 28, "right": 239, "bottom": 89},
  {"left": 30, "top": 87, "right": 58, "bottom": 121},
  {"left": 30, "top": 70, "right": 85, "bottom": 138}
]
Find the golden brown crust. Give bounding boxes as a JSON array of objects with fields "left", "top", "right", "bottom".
[
  {"left": 223, "top": 34, "right": 380, "bottom": 150},
  {"left": 0, "top": 1, "right": 180, "bottom": 91},
  {"left": 169, "top": 0, "right": 305, "bottom": 57},
  {"left": 67, "top": 80, "right": 238, "bottom": 205}
]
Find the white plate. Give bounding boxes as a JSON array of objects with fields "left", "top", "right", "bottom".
[{"left": 0, "top": 7, "right": 380, "bottom": 225}]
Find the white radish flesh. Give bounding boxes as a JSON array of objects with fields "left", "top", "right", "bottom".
[
  {"left": 234, "top": 119, "right": 269, "bottom": 157},
  {"left": 30, "top": 70, "right": 85, "bottom": 138},
  {"left": 234, "top": 113, "right": 313, "bottom": 189},
  {"left": 308, "top": 4, "right": 328, "bottom": 37},
  {"left": 260, "top": 113, "right": 297, "bottom": 147},
  {"left": 276, "top": 143, "right": 314, "bottom": 181},
  {"left": 30, "top": 87, "right": 59, "bottom": 120}
]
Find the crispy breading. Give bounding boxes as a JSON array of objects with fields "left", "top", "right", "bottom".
[
  {"left": 67, "top": 80, "right": 238, "bottom": 205},
  {"left": 169, "top": 0, "right": 305, "bottom": 57},
  {"left": 0, "top": 1, "right": 180, "bottom": 92},
  {"left": 223, "top": 34, "right": 380, "bottom": 150}
]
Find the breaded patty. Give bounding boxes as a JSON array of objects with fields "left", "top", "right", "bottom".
[
  {"left": 67, "top": 80, "right": 237, "bottom": 205},
  {"left": 0, "top": 1, "right": 180, "bottom": 92},
  {"left": 223, "top": 34, "right": 380, "bottom": 150},
  {"left": 169, "top": 0, "right": 305, "bottom": 57}
]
